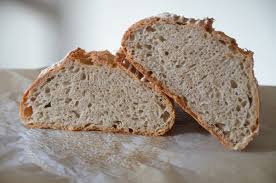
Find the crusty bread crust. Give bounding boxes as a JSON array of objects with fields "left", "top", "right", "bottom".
[
  {"left": 119, "top": 14, "right": 260, "bottom": 150},
  {"left": 19, "top": 48, "right": 175, "bottom": 136}
]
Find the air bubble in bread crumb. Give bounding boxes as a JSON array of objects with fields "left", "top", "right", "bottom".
[
  {"left": 45, "top": 87, "right": 50, "bottom": 93},
  {"left": 159, "top": 36, "right": 166, "bottom": 42},
  {"left": 144, "top": 44, "right": 152, "bottom": 50},
  {"left": 44, "top": 102, "right": 51, "bottom": 108},
  {"left": 230, "top": 80, "right": 238, "bottom": 88},
  {"left": 65, "top": 98, "right": 72, "bottom": 104},
  {"left": 80, "top": 73, "right": 86, "bottom": 80},
  {"left": 145, "top": 26, "right": 156, "bottom": 32}
]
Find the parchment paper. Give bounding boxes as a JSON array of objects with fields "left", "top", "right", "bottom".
[{"left": 0, "top": 69, "right": 275, "bottom": 183}]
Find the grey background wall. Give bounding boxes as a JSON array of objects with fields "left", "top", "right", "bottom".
[{"left": 0, "top": 0, "right": 275, "bottom": 85}]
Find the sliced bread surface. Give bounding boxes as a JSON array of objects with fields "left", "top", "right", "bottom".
[
  {"left": 119, "top": 13, "right": 260, "bottom": 149},
  {"left": 20, "top": 48, "right": 175, "bottom": 136}
]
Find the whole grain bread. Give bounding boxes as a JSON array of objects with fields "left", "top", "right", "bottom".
[
  {"left": 118, "top": 13, "right": 260, "bottom": 150},
  {"left": 19, "top": 48, "right": 175, "bottom": 136}
]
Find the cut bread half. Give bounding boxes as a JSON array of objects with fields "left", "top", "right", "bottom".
[
  {"left": 19, "top": 48, "right": 175, "bottom": 136},
  {"left": 119, "top": 13, "right": 260, "bottom": 149}
]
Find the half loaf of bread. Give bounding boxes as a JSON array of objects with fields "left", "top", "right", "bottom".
[
  {"left": 119, "top": 13, "right": 260, "bottom": 149},
  {"left": 20, "top": 48, "right": 175, "bottom": 136}
]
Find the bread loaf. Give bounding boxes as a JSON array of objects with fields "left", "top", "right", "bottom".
[
  {"left": 119, "top": 13, "right": 260, "bottom": 149},
  {"left": 20, "top": 48, "right": 175, "bottom": 136}
]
